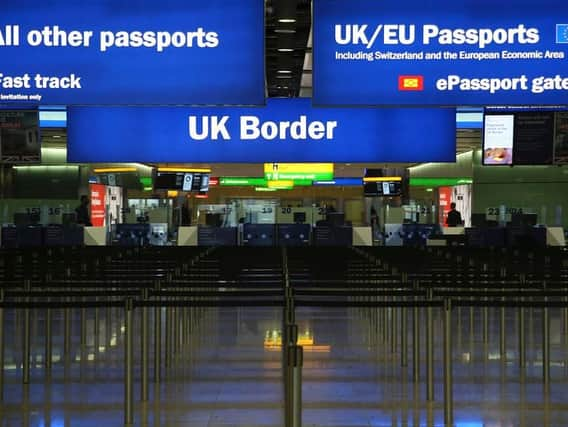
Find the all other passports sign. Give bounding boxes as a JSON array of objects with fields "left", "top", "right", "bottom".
[
  {"left": 67, "top": 99, "right": 456, "bottom": 163},
  {"left": 0, "top": 0, "right": 264, "bottom": 105},
  {"left": 314, "top": 0, "right": 568, "bottom": 106}
]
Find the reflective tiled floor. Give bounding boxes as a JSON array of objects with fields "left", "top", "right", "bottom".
[{"left": 1, "top": 305, "right": 568, "bottom": 426}]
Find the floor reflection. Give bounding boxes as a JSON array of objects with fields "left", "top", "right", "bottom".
[{"left": 1, "top": 306, "right": 568, "bottom": 426}]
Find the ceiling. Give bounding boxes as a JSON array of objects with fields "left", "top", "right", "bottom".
[{"left": 266, "top": 0, "right": 312, "bottom": 98}]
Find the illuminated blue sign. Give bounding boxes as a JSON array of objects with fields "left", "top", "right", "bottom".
[
  {"left": 314, "top": 178, "right": 363, "bottom": 186},
  {"left": 313, "top": 0, "right": 568, "bottom": 105},
  {"left": 67, "top": 99, "right": 456, "bottom": 163},
  {"left": 0, "top": 0, "right": 264, "bottom": 105}
]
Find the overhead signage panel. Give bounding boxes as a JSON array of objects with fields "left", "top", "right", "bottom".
[
  {"left": 0, "top": 0, "right": 264, "bottom": 105},
  {"left": 67, "top": 99, "right": 455, "bottom": 163},
  {"left": 264, "top": 163, "right": 334, "bottom": 180},
  {"left": 314, "top": 0, "right": 568, "bottom": 105}
]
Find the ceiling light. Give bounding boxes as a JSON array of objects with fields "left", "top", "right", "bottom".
[
  {"left": 275, "top": 29, "right": 296, "bottom": 34},
  {"left": 277, "top": 70, "right": 292, "bottom": 74},
  {"left": 52, "top": 135, "right": 62, "bottom": 139},
  {"left": 278, "top": 18, "right": 296, "bottom": 23},
  {"left": 278, "top": 48, "right": 294, "bottom": 52},
  {"left": 276, "top": 75, "right": 293, "bottom": 79},
  {"left": 93, "top": 167, "right": 137, "bottom": 173},
  {"left": 157, "top": 167, "right": 211, "bottom": 173}
]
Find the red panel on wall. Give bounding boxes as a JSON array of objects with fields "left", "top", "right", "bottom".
[
  {"left": 90, "top": 183, "right": 107, "bottom": 227},
  {"left": 438, "top": 186, "right": 452, "bottom": 227}
]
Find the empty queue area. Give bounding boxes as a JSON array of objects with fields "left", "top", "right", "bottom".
[{"left": 0, "top": 245, "right": 568, "bottom": 427}]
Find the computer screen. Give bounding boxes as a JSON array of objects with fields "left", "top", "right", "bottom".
[
  {"left": 0, "top": 110, "right": 40, "bottom": 163},
  {"left": 293, "top": 212, "right": 306, "bottom": 223},
  {"left": 154, "top": 171, "right": 210, "bottom": 192},
  {"left": 364, "top": 181, "right": 402, "bottom": 197},
  {"left": 182, "top": 173, "right": 194, "bottom": 191}
]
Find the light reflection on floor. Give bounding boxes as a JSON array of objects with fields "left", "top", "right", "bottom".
[{"left": 1, "top": 306, "right": 568, "bottom": 426}]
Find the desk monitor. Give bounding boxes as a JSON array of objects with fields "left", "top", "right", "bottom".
[
  {"left": 327, "top": 212, "right": 345, "bottom": 226},
  {"left": 522, "top": 213, "right": 538, "bottom": 227},
  {"left": 471, "top": 213, "right": 486, "bottom": 228},
  {"left": 293, "top": 212, "right": 306, "bottom": 224},
  {"left": 62, "top": 213, "right": 77, "bottom": 226}
]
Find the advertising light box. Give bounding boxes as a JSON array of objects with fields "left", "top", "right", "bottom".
[
  {"left": 313, "top": 0, "right": 568, "bottom": 105},
  {"left": 0, "top": 0, "right": 264, "bottom": 105},
  {"left": 67, "top": 99, "right": 456, "bottom": 163}
]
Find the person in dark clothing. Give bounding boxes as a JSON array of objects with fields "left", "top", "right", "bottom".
[
  {"left": 181, "top": 203, "right": 191, "bottom": 226},
  {"left": 446, "top": 202, "right": 463, "bottom": 227},
  {"left": 75, "top": 195, "right": 92, "bottom": 226}
]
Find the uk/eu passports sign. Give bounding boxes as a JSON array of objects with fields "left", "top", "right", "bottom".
[
  {"left": 0, "top": 0, "right": 264, "bottom": 105},
  {"left": 313, "top": 0, "right": 568, "bottom": 106}
]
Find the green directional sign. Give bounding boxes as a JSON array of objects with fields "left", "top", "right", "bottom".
[
  {"left": 220, "top": 177, "right": 267, "bottom": 187},
  {"left": 265, "top": 172, "right": 333, "bottom": 181}
]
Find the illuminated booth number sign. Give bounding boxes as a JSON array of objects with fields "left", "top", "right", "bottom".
[{"left": 486, "top": 207, "right": 524, "bottom": 215}]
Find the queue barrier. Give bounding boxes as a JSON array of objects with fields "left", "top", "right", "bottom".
[
  {"left": 2, "top": 291, "right": 567, "bottom": 426},
  {"left": 1, "top": 245, "right": 568, "bottom": 426}
]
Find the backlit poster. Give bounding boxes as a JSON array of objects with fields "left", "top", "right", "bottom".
[
  {"left": 483, "top": 115, "right": 514, "bottom": 165},
  {"left": 89, "top": 183, "right": 106, "bottom": 227},
  {"left": 438, "top": 186, "right": 452, "bottom": 226}
]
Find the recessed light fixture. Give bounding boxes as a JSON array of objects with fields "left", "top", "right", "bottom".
[
  {"left": 276, "top": 75, "right": 293, "bottom": 79},
  {"left": 278, "top": 18, "right": 296, "bottom": 23},
  {"left": 278, "top": 48, "right": 294, "bottom": 52},
  {"left": 277, "top": 70, "right": 292, "bottom": 74},
  {"left": 52, "top": 135, "right": 62, "bottom": 138},
  {"left": 275, "top": 29, "right": 296, "bottom": 34}
]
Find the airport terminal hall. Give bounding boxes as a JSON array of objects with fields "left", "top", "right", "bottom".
[{"left": 3, "top": 1, "right": 568, "bottom": 426}]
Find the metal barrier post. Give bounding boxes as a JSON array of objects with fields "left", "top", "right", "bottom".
[
  {"left": 141, "top": 289, "right": 149, "bottom": 401},
  {"left": 64, "top": 306, "right": 71, "bottom": 364},
  {"left": 469, "top": 304, "right": 474, "bottom": 345},
  {"left": 165, "top": 304, "right": 171, "bottom": 369},
  {"left": 426, "top": 289, "right": 434, "bottom": 401},
  {"left": 0, "top": 289, "right": 4, "bottom": 401},
  {"left": 483, "top": 306, "right": 489, "bottom": 358},
  {"left": 45, "top": 308, "right": 52, "bottom": 376},
  {"left": 543, "top": 305, "right": 550, "bottom": 388},
  {"left": 23, "top": 305, "right": 31, "bottom": 385},
  {"left": 105, "top": 305, "right": 111, "bottom": 351},
  {"left": 562, "top": 297, "right": 568, "bottom": 342},
  {"left": 382, "top": 304, "right": 387, "bottom": 343},
  {"left": 154, "top": 281, "right": 162, "bottom": 384},
  {"left": 286, "top": 345, "right": 303, "bottom": 427},
  {"left": 412, "top": 282, "right": 420, "bottom": 383},
  {"left": 284, "top": 323, "right": 298, "bottom": 422},
  {"left": 94, "top": 306, "right": 100, "bottom": 355},
  {"left": 500, "top": 305, "right": 506, "bottom": 363},
  {"left": 443, "top": 299, "right": 453, "bottom": 427},
  {"left": 124, "top": 298, "right": 134, "bottom": 426},
  {"left": 23, "top": 280, "right": 31, "bottom": 384},
  {"left": 80, "top": 306, "right": 87, "bottom": 363},
  {"left": 519, "top": 306, "right": 526, "bottom": 378},
  {"left": 391, "top": 307, "right": 398, "bottom": 354},
  {"left": 401, "top": 306, "right": 408, "bottom": 367},
  {"left": 173, "top": 307, "right": 180, "bottom": 361}
]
